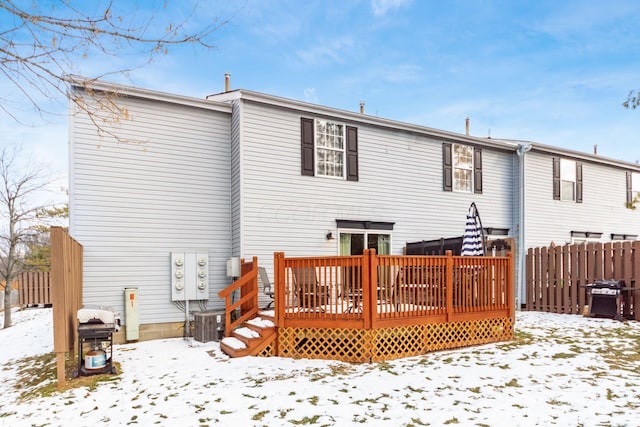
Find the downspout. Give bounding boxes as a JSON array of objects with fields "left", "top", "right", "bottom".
[{"left": 516, "top": 143, "right": 532, "bottom": 310}]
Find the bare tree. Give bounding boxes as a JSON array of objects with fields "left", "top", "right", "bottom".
[
  {"left": 623, "top": 90, "right": 640, "bottom": 109},
  {"left": 0, "top": 143, "right": 61, "bottom": 328},
  {"left": 0, "top": 0, "right": 232, "bottom": 123}
]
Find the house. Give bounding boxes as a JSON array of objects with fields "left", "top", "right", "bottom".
[
  {"left": 68, "top": 77, "right": 640, "bottom": 340},
  {"left": 514, "top": 141, "right": 640, "bottom": 301}
]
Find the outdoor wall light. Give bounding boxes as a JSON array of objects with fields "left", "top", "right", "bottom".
[{"left": 325, "top": 231, "right": 335, "bottom": 240}]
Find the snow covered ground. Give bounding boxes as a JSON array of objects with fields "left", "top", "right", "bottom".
[{"left": 1, "top": 308, "right": 639, "bottom": 426}]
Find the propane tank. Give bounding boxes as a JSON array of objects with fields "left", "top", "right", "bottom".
[{"left": 85, "top": 347, "right": 107, "bottom": 370}]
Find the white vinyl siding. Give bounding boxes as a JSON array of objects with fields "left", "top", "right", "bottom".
[
  {"left": 70, "top": 90, "right": 232, "bottom": 324},
  {"left": 524, "top": 151, "right": 640, "bottom": 249},
  {"left": 235, "top": 101, "right": 514, "bottom": 277}
]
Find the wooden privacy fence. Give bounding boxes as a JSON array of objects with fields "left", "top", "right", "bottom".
[
  {"left": 50, "top": 226, "right": 83, "bottom": 388},
  {"left": 525, "top": 241, "right": 640, "bottom": 321},
  {"left": 18, "top": 271, "right": 51, "bottom": 307}
]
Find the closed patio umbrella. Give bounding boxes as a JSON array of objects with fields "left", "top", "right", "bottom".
[{"left": 461, "top": 202, "right": 485, "bottom": 256}]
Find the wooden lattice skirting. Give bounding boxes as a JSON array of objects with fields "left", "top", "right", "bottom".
[{"left": 261, "top": 317, "right": 513, "bottom": 363}]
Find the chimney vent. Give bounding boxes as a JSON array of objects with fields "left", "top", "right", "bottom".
[
  {"left": 465, "top": 117, "right": 470, "bottom": 136},
  {"left": 359, "top": 101, "right": 365, "bottom": 114},
  {"left": 593, "top": 144, "right": 598, "bottom": 155},
  {"left": 224, "top": 72, "right": 231, "bottom": 92}
]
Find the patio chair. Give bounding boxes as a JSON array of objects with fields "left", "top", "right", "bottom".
[
  {"left": 340, "top": 266, "right": 363, "bottom": 313},
  {"left": 292, "top": 266, "right": 327, "bottom": 309},
  {"left": 258, "top": 267, "right": 275, "bottom": 309}
]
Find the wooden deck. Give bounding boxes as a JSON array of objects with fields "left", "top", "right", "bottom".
[{"left": 219, "top": 249, "right": 515, "bottom": 362}]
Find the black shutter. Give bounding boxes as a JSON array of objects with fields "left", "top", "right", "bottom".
[
  {"left": 627, "top": 171, "right": 633, "bottom": 205},
  {"left": 443, "top": 143, "right": 452, "bottom": 191},
  {"left": 552, "top": 157, "right": 560, "bottom": 200},
  {"left": 346, "top": 126, "right": 359, "bottom": 181},
  {"left": 474, "top": 147, "right": 483, "bottom": 194},
  {"left": 301, "top": 118, "right": 314, "bottom": 176},
  {"left": 576, "top": 162, "right": 583, "bottom": 203}
]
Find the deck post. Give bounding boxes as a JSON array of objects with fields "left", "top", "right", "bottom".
[
  {"left": 445, "top": 250, "right": 454, "bottom": 322},
  {"left": 274, "top": 252, "right": 285, "bottom": 332},
  {"left": 363, "top": 249, "right": 375, "bottom": 329}
]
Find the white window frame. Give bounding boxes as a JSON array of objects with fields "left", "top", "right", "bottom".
[
  {"left": 314, "top": 119, "right": 345, "bottom": 179},
  {"left": 560, "top": 158, "right": 576, "bottom": 201},
  {"left": 632, "top": 172, "right": 640, "bottom": 200},
  {"left": 452, "top": 143, "right": 474, "bottom": 193}
]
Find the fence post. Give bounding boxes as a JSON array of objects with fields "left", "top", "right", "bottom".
[{"left": 50, "top": 227, "right": 67, "bottom": 389}]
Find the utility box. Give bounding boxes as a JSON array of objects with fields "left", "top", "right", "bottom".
[
  {"left": 124, "top": 287, "right": 139, "bottom": 341},
  {"left": 194, "top": 310, "right": 225, "bottom": 342},
  {"left": 171, "top": 252, "right": 209, "bottom": 301},
  {"left": 226, "top": 257, "right": 241, "bottom": 278}
]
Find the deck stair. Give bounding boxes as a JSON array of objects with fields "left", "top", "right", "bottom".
[{"left": 219, "top": 311, "right": 276, "bottom": 358}]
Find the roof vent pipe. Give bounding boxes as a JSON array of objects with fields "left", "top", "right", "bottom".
[
  {"left": 360, "top": 101, "right": 365, "bottom": 114},
  {"left": 224, "top": 72, "right": 231, "bottom": 92},
  {"left": 594, "top": 144, "right": 598, "bottom": 155},
  {"left": 465, "top": 117, "right": 470, "bottom": 135}
]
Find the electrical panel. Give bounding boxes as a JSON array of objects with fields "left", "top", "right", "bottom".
[
  {"left": 171, "top": 252, "right": 209, "bottom": 301},
  {"left": 226, "top": 257, "right": 241, "bottom": 277}
]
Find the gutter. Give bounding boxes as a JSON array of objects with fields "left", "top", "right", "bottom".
[{"left": 516, "top": 143, "right": 532, "bottom": 309}]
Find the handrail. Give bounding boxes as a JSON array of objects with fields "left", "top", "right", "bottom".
[{"left": 217, "top": 256, "right": 259, "bottom": 336}]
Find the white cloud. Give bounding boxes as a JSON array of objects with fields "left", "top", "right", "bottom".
[
  {"left": 295, "top": 36, "right": 356, "bottom": 66},
  {"left": 380, "top": 64, "right": 423, "bottom": 83},
  {"left": 371, "top": 0, "right": 411, "bottom": 17},
  {"left": 303, "top": 88, "right": 318, "bottom": 104}
]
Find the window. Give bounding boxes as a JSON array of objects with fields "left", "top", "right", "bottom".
[
  {"left": 626, "top": 171, "right": 640, "bottom": 207},
  {"left": 453, "top": 144, "right": 473, "bottom": 192},
  {"left": 552, "top": 157, "right": 582, "bottom": 203},
  {"left": 560, "top": 159, "right": 576, "bottom": 201},
  {"left": 335, "top": 220, "right": 394, "bottom": 255},
  {"left": 611, "top": 233, "right": 638, "bottom": 241},
  {"left": 315, "top": 120, "right": 344, "bottom": 178},
  {"left": 301, "top": 117, "right": 358, "bottom": 181},
  {"left": 570, "top": 231, "right": 602, "bottom": 245},
  {"left": 339, "top": 232, "right": 391, "bottom": 255},
  {"left": 443, "top": 143, "right": 482, "bottom": 193}
]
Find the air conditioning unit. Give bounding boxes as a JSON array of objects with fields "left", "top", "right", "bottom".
[{"left": 194, "top": 310, "right": 225, "bottom": 342}]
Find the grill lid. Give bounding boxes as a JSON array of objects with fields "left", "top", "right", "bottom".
[
  {"left": 77, "top": 308, "right": 120, "bottom": 330},
  {"left": 587, "top": 280, "right": 625, "bottom": 289}
]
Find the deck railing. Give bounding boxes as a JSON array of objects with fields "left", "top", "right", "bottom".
[
  {"left": 217, "top": 257, "right": 259, "bottom": 336},
  {"left": 274, "top": 249, "right": 514, "bottom": 330}
]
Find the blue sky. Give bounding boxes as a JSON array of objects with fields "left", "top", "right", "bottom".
[{"left": 2, "top": 0, "right": 640, "bottom": 180}]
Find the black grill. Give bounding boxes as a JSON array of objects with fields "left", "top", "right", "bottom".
[{"left": 584, "top": 280, "right": 625, "bottom": 320}]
